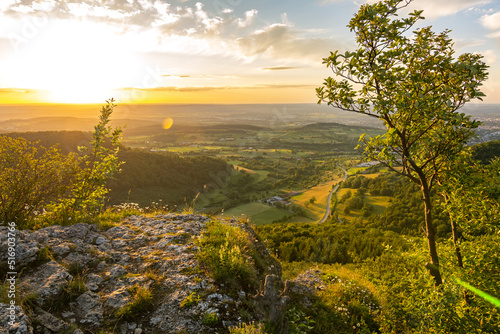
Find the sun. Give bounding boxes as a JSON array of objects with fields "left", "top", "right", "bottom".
[{"left": 8, "top": 19, "right": 141, "bottom": 104}]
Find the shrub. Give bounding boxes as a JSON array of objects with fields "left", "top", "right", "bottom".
[
  {"left": 0, "top": 135, "right": 79, "bottom": 227},
  {"left": 46, "top": 99, "right": 123, "bottom": 225},
  {"left": 202, "top": 312, "right": 219, "bottom": 326},
  {"left": 0, "top": 99, "right": 123, "bottom": 228},
  {"left": 195, "top": 221, "right": 258, "bottom": 290},
  {"left": 360, "top": 236, "right": 500, "bottom": 334}
]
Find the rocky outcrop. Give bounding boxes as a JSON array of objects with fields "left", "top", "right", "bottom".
[
  {"left": 0, "top": 214, "right": 289, "bottom": 334},
  {"left": 283, "top": 269, "right": 326, "bottom": 308}
]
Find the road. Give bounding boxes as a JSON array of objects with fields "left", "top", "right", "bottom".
[{"left": 318, "top": 164, "right": 348, "bottom": 223}]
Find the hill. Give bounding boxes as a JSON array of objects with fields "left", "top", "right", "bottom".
[
  {"left": 471, "top": 140, "right": 500, "bottom": 164},
  {"left": 3, "top": 131, "right": 231, "bottom": 207}
]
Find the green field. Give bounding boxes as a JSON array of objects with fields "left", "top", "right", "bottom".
[
  {"left": 224, "top": 202, "right": 290, "bottom": 225},
  {"left": 291, "top": 178, "right": 341, "bottom": 221},
  {"left": 335, "top": 169, "right": 392, "bottom": 222}
]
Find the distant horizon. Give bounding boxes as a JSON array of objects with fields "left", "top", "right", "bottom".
[
  {"left": 1, "top": 101, "right": 499, "bottom": 106},
  {"left": 0, "top": 1, "right": 499, "bottom": 105}
]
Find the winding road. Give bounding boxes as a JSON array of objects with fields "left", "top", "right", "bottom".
[{"left": 318, "top": 164, "right": 348, "bottom": 223}]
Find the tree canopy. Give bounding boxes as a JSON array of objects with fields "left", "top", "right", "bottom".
[{"left": 317, "top": 0, "right": 488, "bottom": 285}]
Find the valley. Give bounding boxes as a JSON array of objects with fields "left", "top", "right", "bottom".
[{"left": 2, "top": 103, "right": 499, "bottom": 226}]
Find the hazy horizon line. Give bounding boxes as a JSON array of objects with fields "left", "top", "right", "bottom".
[{"left": 0, "top": 101, "right": 498, "bottom": 106}]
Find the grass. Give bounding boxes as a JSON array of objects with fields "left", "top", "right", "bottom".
[
  {"left": 180, "top": 292, "right": 200, "bottom": 308},
  {"left": 292, "top": 179, "right": 340, "bottom": 221},
  {"left": 45, "top": 274, "right": 88, "bottom": 312},
  {"left": 229, "top": 322, "right": 267, "bottom": 334},
  {"left": 282, "top": 263, "right": 382, "bottom": 334},
  {"left": 195, "top": 221, "right": 259, "bottom": 291},
  {"left": 347, "top": 167, "right": 368, "bottom": 175},
  {"left": 160, "top": 145, "right": 226, "bottom": 153},
  {"left": 95, "top": 202, "right": 173, "bottom": 230},
  {"left": 251, "top": 208, "right": 293, "bottom": 225},
  {"left": 224, "top": 202, "right": 290, "bottom": 225},
  {"left": 35, "top": 246, "right": 55, "bottom": 264},
  {"left": 115, "top": 285, "right": 154, "bottom": 320}
]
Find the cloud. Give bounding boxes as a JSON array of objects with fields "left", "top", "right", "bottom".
[
  {"left": 162, "top": 74, "right": 210, "bottom": 78},
  {"left": 0, "top": 88, "right": 43, "bottom": 94},
  {"left": 320, "top": 0, "right": 346, "bottom": 4},
  {"left": 481, "top": 11, "right": 500, "bottom": 31},
  {"left": 238, "top": 9, "right": 258, "bottom": 28},
  {"left": 237, "top": 23, "right": 339, "bottom": 62},
  {"left": 0, "top": 0, "right": 342, "bottom": 64},
  {"left": 486, "top": 30, "right": 500, "bottom": 40},
  {"left": 124, "top": 83, "right": 315, "bottom": 92},
  {"left": 480, "top": 49, "right": 497, "bottom": 65},
  {"left": 365, "top": 0, "right": 493, "bottom": 20},
  {"left": 261, "top": 67, "right": 301, "bottom": 71},
  {"left": 454, "top": 38, "right": 485, "bottom": 50}
]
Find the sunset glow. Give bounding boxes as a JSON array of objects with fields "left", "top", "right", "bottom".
[{"left": 0, "top": 0, "right": 499, "bottom": 104}]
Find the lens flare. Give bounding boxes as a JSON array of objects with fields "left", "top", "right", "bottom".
[{"left": 162, "top": 117, "right": 174, "bottom": 129}]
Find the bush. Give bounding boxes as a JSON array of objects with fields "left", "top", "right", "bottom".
[
  {"left": 46, "top": 99, "right": 123, "bottom": 225},
  {"left": 360, "top": 236, "right": 500, "bottom": 333},
  {"left": 0, "top": 135, "right": 79, "bottom": 227},
  {"left": 180, "top": 292, "right": 200, "bottom": 308},
  {"left": 202, "top": 313, "right": 219, "bottom": 326},
  {"left": 0, "top": 99, "right": 123, "bottom": 228}
]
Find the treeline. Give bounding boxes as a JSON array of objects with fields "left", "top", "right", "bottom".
[
  {"left": 4, "top": 131, "right": 231, "bottom": 207},
  {"left": 107, "top": 148, "right": 230, "bottom": 206},
  {"left": 256, "top": 222, "right": 408, "bottom": 264},
  {"left": 341, "top": 172, "right": 451, "bottom": 239},
  {"left": 471, "top": 140, "right": 500, "bottom": 164},
  {"left": 241, "top": 157, "right": 337, "bottom": 189}
]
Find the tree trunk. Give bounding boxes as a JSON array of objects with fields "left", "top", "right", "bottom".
[
  {"left": 450, "top": 217, "right": 471, "bottom": 303},
  {"left": 422, "top": 185, "right": 443, "bottom": 286},
  {"left": 441, "top": 194, "right": 465, "bottom": 269},
  {"left": 450, "top": 218, "right": 464, "bottom": 268}
]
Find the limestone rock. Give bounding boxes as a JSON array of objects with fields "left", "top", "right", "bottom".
[
  {"left": 20, "top": 260, "right": 72, "bottom": 305},
  {"left": 0, "top": 214, "right": 291, "bottom": 334},
  {"left": 75, "top": 291, "right": 103, "bottom": 325},
  {"left": 33, "top": 307, "right": 69, "bottom": 332},
  {"left": 0, "top": 303, "right": 33, "bottom": 334}
]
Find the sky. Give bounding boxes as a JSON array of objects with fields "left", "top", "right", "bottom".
[{"left": 0, "top": 0, "right": 499, "bottom": 104}]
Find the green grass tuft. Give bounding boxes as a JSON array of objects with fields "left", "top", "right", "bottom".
[
  {"left": 115, "top": 285, "right": 154, "bottom": 320},
  {"left": 195, "top": 221, "right": 258, "bottom": 290},
  {"left": 180, "top": 292, "right": 200, "bottom": 308},
  {"left": 229, "top": 322, "right": 267, "bottom": 334}
]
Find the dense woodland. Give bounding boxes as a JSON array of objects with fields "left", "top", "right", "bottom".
[{"left": 107, "top": 148, "right": 230, "bottom": 206}]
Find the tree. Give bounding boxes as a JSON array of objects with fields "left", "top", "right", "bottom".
[
  {"left": 440, "top": 152, "right": 500, "bottom": 265},
  {"left": 317, "top": 0, "right": 488, "bottom": 285},
  {"left": 66, "top": 98, "right": 123, "bottom": 219}
]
